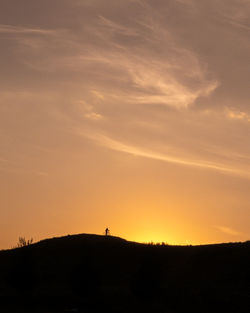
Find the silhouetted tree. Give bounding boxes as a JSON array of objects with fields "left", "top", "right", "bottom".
[{"left": 17, "top": 237, "right": 33, "bottom": 247}]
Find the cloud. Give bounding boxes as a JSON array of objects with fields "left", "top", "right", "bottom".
[
  {"left": 75, "top": 100, "right": 103, "bottom": 121},
  {"left": 214, "top": 225, "right": 242, "bottom": 236},
  {"left": 98, "top": 15, "right": 140, "bottom": 36},
  {"left": 0, "top": 0, "right": 250, "bottom": 180},
  {"left": 8, "top": 8, "right": 218, "bottom": 110},
  {"left": 78, "top": 131, "right": 249, "bottom": 177},
  {"left": 84, "top": 14, "right": 219, "bottom": 109},
  {"left": 0, "top": 24, "right": 55, "bottom": 35},
  {"left": 226, "top": 109, "right": 250, "bottom": 123}
]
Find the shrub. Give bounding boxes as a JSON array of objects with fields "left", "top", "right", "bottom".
[{"left": 17, "top": 237, "right": 33, "bottom": 247}]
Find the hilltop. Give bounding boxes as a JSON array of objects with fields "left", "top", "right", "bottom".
[{"left": 0, "top": 233, "right": 250, "bottom": 313}]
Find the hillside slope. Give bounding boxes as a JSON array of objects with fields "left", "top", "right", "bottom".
[{"left": 0, "top": 234, "right": 250, "bottom": 313}]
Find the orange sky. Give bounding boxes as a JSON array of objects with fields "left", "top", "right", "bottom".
[{"left": 0, "top": 0, "right": 250, "bottom": 249}]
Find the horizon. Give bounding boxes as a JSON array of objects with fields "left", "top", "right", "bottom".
[
  {"left": 3, "top": 230, "right": 250, "bottom": 251},
  {"left": 1, "top": 0, "right": 250, "bottom": 249},
  {"left": 3, "top": 231, "right": 250, "bottom": 252}
]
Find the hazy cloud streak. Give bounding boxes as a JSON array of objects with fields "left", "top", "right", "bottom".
[
  {"left": 214, "top": 225, "right": 242, "bottom": 236},
  {"left": 79, "top": 131, "right": 250, "bottom": 178},
  {"left": 0, "top": 24, "right": 56, "bottom": 35}
]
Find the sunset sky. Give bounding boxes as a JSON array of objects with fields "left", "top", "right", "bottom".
[{"left": 0, "top": 0, "right": 250, "bottom": 248}]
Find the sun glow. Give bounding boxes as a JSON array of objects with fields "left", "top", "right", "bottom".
[{"left": 128, "top": 229, "right": 175, "bottom": 245}]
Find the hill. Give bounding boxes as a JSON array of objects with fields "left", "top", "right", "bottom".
[{"left": 0, "top": 233, "right": 250, "bottom": 313}]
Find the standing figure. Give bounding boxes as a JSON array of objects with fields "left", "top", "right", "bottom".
[{"left": 105, "top": 228, "right": 110, "bottom": 236}]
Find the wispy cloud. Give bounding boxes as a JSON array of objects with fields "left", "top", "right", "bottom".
[
  {"left": 214, "top": 225, "right": 242, "bottom": 236},
  {"left": 98, "top": 15, "right": 140, "bottom": 36},
  {"left": 0, "top": 24, "right": 55, "bottom": 35},
  {"left": 87, "top": 15, "right": 219, "bottom": 109},
  {"left": 14, "top": 12, "right": 218, "bottom": 110},
  {"left": 78, "top": 131, "right": 249, "bottom": 177},
  {"left": 226, "top": 109, "right": 250, "bottom": 123},
  {"left": 75, "top": 100, "right": 103, "bottom": 121}
]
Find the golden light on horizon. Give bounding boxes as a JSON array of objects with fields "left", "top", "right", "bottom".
[{"left": 129, "top": 230, "right": 175, "bottom": 245}]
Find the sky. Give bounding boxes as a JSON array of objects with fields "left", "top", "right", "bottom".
[{"left": 0, "top": 0, "right": 250, "bottom": 248}]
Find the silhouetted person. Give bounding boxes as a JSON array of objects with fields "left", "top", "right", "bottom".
[{"left": 105, "top": 228, "right": 110, "bottom": 236}]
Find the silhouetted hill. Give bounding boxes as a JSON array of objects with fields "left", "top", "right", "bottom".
[{"left": 0, "top": 234, "right": 250, "bottom": 313}]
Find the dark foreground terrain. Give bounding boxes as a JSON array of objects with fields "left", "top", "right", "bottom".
[{"left": 0, "top": 234, "right": 250, "bottom": 313}]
